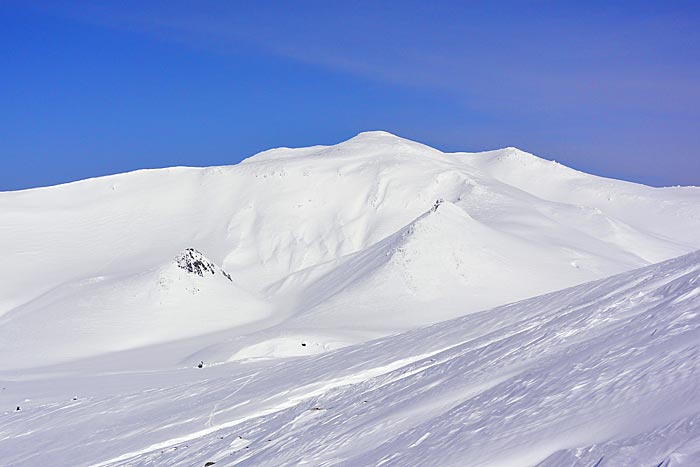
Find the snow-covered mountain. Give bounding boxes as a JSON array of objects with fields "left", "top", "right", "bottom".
[
  {"left": 1, "top": 131, "right": 699, "bottom": 370},
  {"left": 2, "top": 131, "right": 700, "bottom": 466}
]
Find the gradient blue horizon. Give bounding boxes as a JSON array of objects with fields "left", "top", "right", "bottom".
[{"left": 1, "top": 1, "right": 699, "bottom": 191}]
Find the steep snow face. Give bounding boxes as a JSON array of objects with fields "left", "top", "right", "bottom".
[
  {"left": 1, "top": 131, "right": 699, "bottom": 368},
  {"left": 2, "top": 251, "right": 699, "bottom": 467}
]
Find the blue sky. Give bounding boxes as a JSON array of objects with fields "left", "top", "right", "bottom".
[{"left": 1, "top": 1, "right": 699, "bottom": 190}]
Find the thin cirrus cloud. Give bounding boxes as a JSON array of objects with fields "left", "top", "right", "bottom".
[{"left": 46, "top": 1, "right": 699, "bottom": 114}]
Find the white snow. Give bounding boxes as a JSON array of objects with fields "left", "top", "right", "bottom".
[
  {"left": 1, "top": 249, "right": 699, "bottom": 466},
  {"left": 1, "top": 131, "right": 700, "bottom": 466}
]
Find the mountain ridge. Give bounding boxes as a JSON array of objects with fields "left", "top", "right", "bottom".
[
  {"left": 4, "top": 131, "right": 682, "bottom": 194},
  {"left": 1, "top": 132, "right": 699, "bottom": 368}
]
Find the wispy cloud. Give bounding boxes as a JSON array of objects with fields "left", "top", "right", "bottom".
[{"left": 36, "top": 1, "right": 699, "bottom": 119}]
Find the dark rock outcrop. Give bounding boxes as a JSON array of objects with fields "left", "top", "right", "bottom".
[{"left": 174, "top": 248, "right": 233, "bottom": 282}]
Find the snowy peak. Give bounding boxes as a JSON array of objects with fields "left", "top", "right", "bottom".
[
  {"left": 463, "top": 146, "right": 564, "bottom": 176},
  {"left": 243, "top": 130, "right": 442, "bottom": 164},
  {"left": 343, "top": 130, "right": 420, "bottom": 147},
  {"left": 174, "top": 248, "right": 232, "bottom": 282},
  {"left": 334, "top": 130, "right": 443, "bottom": 158},
  {"left": 347, "top": 130, "right": 402, "bottom": 141},
  {"left": 494, "top": 146, "right": 545, "bottom": 161}
]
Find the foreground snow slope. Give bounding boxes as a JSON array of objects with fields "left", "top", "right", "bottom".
[
  {"left": 1, "top": 131, "right": 699, "bottom": 368},
  {"left": 1, "top": 250, "right": 699, "bottom": 466}
]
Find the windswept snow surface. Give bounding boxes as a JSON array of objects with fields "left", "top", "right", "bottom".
[
  {"left": 1, "top": 131, "right": 699, "bottom": 368},
  {"left": 2, "top": 250, "right": 700, "bottom": 466}
]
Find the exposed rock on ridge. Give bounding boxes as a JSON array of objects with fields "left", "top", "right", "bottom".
[{"left": 175, "top": 248, "right": 233, "bottom": 281}]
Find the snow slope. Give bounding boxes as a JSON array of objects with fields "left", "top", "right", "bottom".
[
  {"left": 0, "top": 249, "right": 269, "bottom": 369},
  {"left": 1, "top": 131, "right": 699, "bottom": 368},
  {"left": 2, "top": 249, "right": 699, "bottom": 466}
]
